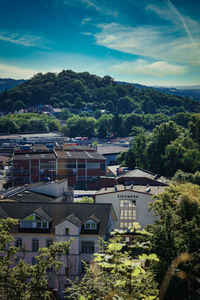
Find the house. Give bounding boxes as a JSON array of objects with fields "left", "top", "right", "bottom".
[
  {"left": 0, "top": 202, "right": 116, "bottom": 299},
  {"left": 94, "top": 184, "right": 166, "bottom": 230}
]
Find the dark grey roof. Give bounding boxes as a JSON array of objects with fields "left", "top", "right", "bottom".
[
  {"left": 0, "top": 202, "right": 113, "bottom": 235},
  {"left": 64, "top": 213, "right": 82, "bottom": 226},
  {"left": 3, "top": 190, "right": 55, "bottom": 203},
  {"left": 84, "top": 214, "right": 100, "bottom": 223},
  {"left": 33, "top": 207, "right": 53, "bottom": 222},
  {"left": 0, "top": 206, "right": 9, "bottom": 218}
]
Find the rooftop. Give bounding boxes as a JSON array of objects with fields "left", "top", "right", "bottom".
[
  {"left": 97, "top": 144, "right": 126, "bottom": 155},
  {"left": 0, "top": 202, "right": 114, "bottom": 235},
  {"left": 95, "top": 184, "right": 166, "bottom": 196},
  {"left": 55, "top": 150, "right": 105, "bottom": 160}
]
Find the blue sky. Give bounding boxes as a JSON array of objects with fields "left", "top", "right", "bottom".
[{"left": 0, "top": 0, "right": 200, "bottom": 86}]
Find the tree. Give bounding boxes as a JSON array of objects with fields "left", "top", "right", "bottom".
[
  {"left": 28, "top": 118, "right": 49, "bottom": 132},
  {"left": 0, "top": 218, "right": 71, "bottom": 300},
  {"left": 67, "top": 227, "right": 159, "bottom": 299},
  {"left": 74, "top": 197, "right": 94, "bottom": 203},
  {"left": 148, "top": 183, "right": 200, "bottom": 299},
  {"left": 189, "top": 113, "right": 200, "bottom": 145}
]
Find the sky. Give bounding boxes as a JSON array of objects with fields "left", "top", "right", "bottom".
[{"left": 0, "top": 0, "right": 200, "bottom": 86}]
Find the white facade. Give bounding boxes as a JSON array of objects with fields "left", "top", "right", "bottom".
[
  {"left": 95, "top": 189, "right": 159, "bottom": 229},
  {"left": 29, "top": 179, "right": 73, "bottom": 201}
]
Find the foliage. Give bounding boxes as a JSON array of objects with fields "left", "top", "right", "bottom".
[
  {"left": 118, "top": 120, "right": 200, "bottom": 177},
  {"left": 0, "top": 218, "right": 71, "bottom": 300},
  {"left": 147, "top": 183, "right": 200, "bottom": 299},
  {"left": 0, "top": 113, "right": 61, "bottom": 134},
  {"left": 66, "top": 228, "right": 159, "bottom": 300},
  {"left": 74, "top": 197, "right": 94, "bottom": 203},
  {"left": 172, "top": 169, "right": 200, "bottom": 185},
  {"left": 0, "top": 70, "right": 199, "bottom": 116}
]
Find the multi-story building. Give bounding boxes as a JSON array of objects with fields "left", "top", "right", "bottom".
[
  {"left": 55, "top": 149, "right": 106, "bottom": 189},
  {"left": 13, "top": 152, "right": 57, "bottom": 186},
  {"left": 94, "top": 184, "right": 165, "bottom": 230},
  {"left": 12, "top": 147, "right": 106, "bottom": 190},
  {"left": 0, "top": 202, "right": 116, "bottom": 299}
]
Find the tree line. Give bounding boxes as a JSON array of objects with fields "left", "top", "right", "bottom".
[{"left": 0, "top": 111, "right": 192, "bottom": 136}]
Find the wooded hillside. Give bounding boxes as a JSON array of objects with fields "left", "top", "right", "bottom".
[{"left": 0, "top": 70, "right": 200, "bottom": 114}]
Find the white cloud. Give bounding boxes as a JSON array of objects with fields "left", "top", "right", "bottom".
[
  {"left": 81, "top": 17, "right": 92, "bottom": 26},
  {"left": 111, "top": 59, "right": 187, "bottom": 77},
  {"left": 0, "top": 31, "right": 50, "bottom": 48},
  {"left": 94, "top": 22, "right": 200, "bottom": 66}
]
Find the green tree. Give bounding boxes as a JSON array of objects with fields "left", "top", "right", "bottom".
[
  {"left": 74, "top": 197, "right": 94, "bottom": 203},
  {"left": 189, "top": 113, "right": 200, "bottom": 145},
  {"left": 67, "top": 228, "right": 159, "bottom": 300},
  {"left": 148, "top": 183, "right": 200, "bottom": 299}
]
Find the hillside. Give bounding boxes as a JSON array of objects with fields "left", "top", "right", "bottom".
[
  {"left": 0, "top": 70, "right": 200, "bottom": 114},
  {"left": 0, "top": 78, "right": 26, "bottom": 92}
]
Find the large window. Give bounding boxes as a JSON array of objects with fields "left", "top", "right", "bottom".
[
  {"left": 81, "top": 241, "right": 94, "bottom": 253},
  {"left": 120, "top": 199, "right": 136, "bottom": 229},
  {"left": 32, "top": 239, "right": 39, "bottom": 252}
]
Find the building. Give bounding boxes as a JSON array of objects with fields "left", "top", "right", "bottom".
[
  {"left": 0, "top": 202, "right": 116, "bottom": 298},
  {"left": 55, "top": 150, "right": 106, "bottom": 190},
  {"left": 99, "top": 167, "right": 168, "bottom": 188},
  {"left": 97, "top": 144, "right": 127, "bottom": 165},
  {"left": 94, "top": 184, "right": 165, "bottom": 230},
  {"left": 12, "top": 146, "right": 106, "bottom": 189},
  {"left": 1, "top": 178, "right": 73, "bottom": 203},
  {"left": 13, "top": 152, "right": 57, "bottom": 186}
]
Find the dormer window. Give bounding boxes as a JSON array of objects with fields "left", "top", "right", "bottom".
[
  {"left": 84, "top": 219, "right": 97, "bottom": 230},
  {"left": 20, "top": 213, "right": 49, "bottom": 229}
]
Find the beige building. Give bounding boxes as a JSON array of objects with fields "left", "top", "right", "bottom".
[{"left": 94, "top": 185, "right": 166, "bottom": 230}]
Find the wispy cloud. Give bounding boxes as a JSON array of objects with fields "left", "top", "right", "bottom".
[
  {"left": 147, "top": 0, "right": 200, "bottom": 56},
  {"left": 94, "top": 22, "right": 200, "bottom": 66},
  {"left": 81, "top": 17, "right": 92, "bottom": 26},
  {"left": 0, "top": 31, "right": 50, "bottom": 49},
  {"left": 111, "top": 59, "right": 187, "bottom": 77},
  {"left": 63, "top": 0, "right": 118, "bottom": 17}
]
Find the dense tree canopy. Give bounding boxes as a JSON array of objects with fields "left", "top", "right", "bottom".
[
  {"left": 147, "top": 183, "right": 200, "bottom": 299},
  {"left": 0, "top": 70, "right": 199, "bottom": 115},
  {"left": 118, "top": 119, "right": 200, "bottom": 177}
]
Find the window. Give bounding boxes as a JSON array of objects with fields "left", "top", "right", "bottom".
[
  {"left": 20, "top": 213, "right": 49, "bottom": 229},
  {"left": 32, "top": 239, "right": 39, "bottom": 251},
  {"left": 84, "top": 221, "right": 97, "bottom": 230},
  {"left": 87, "top": 163, "right": 100, "bottom": 169},
  {"left": 46, "top": 239, "right": 53, "bottom": 247},
  {"left": 65, "top": 228, "right": 69, "bottom": 235},
  {"left": 81, "top": 241, "right": 94, "bottom": 253},
  {"left": 15, "top": 238, "right": 22, "bottom": 249}
]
